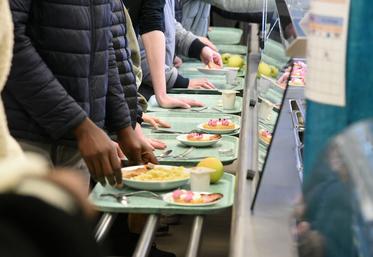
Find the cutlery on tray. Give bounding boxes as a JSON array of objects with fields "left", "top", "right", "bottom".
[
  {"left": 151, "top": 128, "right": 201, "bottom": 134},
  {"left": 172, "top": 147, "right": 195, "bottom": 159},
  {"left": 156, "top": 149, "right": 173, "bottom": 159},
  {"left": 211, "top": 107, "right": 225, "bottom": 113},
  {"left": 100, "top": 191, "right": 163, "bottom": 205},
  {"left": 190, "top": 106, "right": 208, "bottom": 112}
]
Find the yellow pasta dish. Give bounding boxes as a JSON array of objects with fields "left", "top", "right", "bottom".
[{"left": 123, "top": 165, "right": 190, "bottom": 182}]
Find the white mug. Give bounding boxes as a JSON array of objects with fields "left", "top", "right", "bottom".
[{"left": 221, "top": 90, "right": 237, "bottom": 110}]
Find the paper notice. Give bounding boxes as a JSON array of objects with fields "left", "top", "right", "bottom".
[{"left": 304, "top": 0, "right": 351, "bottom": 106}]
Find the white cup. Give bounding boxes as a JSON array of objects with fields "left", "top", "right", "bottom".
[
  {"left": 189, "top": 167, "right": 215, "bottom": 192},
  {"left": 225, "top": 69, "right": 238, "bottom": 84},
  {"left": 221, "top": 90, "right": 237, "bottom": 110}
]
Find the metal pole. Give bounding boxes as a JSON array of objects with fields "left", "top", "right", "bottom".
[
  {"left": 229, "top": 24, "right": 261, "bottom": 257},
  {"left": 94, "top": 213, "right": 117, "bottom": 243},
  {"left": 185, "top": 215, "right": 204, "bottom": 257},
  {"left": 132, "top": 214, "right": 159, "bottom": 257}
]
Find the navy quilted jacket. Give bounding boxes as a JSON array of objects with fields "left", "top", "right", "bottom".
[
  {"left": 111, "top": 0, "right": 142, "bottom": 127},
  {"left": 3, "top": 0, "right": 132, "bottom": 144}
]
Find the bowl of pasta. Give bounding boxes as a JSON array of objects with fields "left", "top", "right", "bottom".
[{"left": 121, "top": 164, "right": 190, "bottom": 191}]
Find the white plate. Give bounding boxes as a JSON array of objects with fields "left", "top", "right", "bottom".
[
  {"left": 176, "top": 134, "right": 221, "bottom": 147},
  {"left": 122, "top": 165, "right": 190, "bottom": 191},
  {"left": 162, "top": 192, "right": 223, "bottom": 207},
  {"left": 197, "top": 67, "right": 228, "bottom": 75},
  {"left": 197, "top": 123, "right": 240, "bottom": 134}
]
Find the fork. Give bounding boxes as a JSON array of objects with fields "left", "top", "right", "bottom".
[
  {"left": 172, "top": 147, "right": 195, "bottom": 159},
  {"left": 190, "top": 106, "right": 208, "bottom": 112},
  {"left": 100, "top": 191, "right": 162, "bottom": 204},
  {"left": 151, "top": 128, "right": 201, "bottom": 134}
]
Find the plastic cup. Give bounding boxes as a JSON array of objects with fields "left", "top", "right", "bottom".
[
  {"left": 189, "top": 167, "right": 215, "bottom": 192},
  {"left": 225, "top": 69, "right": 238, "bottom": 84},
  {"left": 221, "top": 90, "right": 237, "bottom": 110}
]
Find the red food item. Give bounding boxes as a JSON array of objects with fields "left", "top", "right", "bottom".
[{"left": 201, "top": 193, "right": 224, "bottom": 203}]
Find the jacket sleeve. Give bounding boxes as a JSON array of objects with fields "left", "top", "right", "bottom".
[
  {"left": 105, "top": 35, "right": 132, "bottom": 132},
  {"left": 6, "top": 0, "right": 87, "bottom": 140},
  {"left": 174, "top": 21, "right": 198, "bottom": 57}
]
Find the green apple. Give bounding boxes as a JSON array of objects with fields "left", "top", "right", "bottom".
[
  {"left": 258, "top": 62, "right": 272, "bottom": 77},
  {"left": 270, "top": 66, "right": 279, "bottom": 78},
  {"left": 197, "top": 157, "right": 224, "bottom": 184},
  {"left": 221, "top": 53, "right": 231, "bottom": 64},
  {"left": 227, "top": 55, "right": 244, "bottom": 68}
]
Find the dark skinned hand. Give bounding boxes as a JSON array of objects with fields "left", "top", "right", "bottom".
[{"left": 74, "top": 118, "right": 122, "bottom": 186}]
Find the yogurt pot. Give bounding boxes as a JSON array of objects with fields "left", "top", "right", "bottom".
[
  {"left": 221, "top": 90, "right": 237, "bottom": 110},
  {"left": 189, "top": 167, "right": 216, "bottom": 192}
]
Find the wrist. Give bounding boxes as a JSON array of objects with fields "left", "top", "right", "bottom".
[
  {"left": 73, "top": 118, "right": 92, "bottom": 139},
  {"left": 117, "top": 126, "right": 135, "bottom": 142},
  {"left": 155, "top": 93, "right": 169, "bottom": 104}
]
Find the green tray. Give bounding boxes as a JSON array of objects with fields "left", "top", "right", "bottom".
[
  {"left": 208, "top": 27, "right": 243, "bottom": 45},
  {"left": 89, "top": 173, "right": 235, "bottom": 215},
  {"left": 147, "top": 94, "right": 243, "bottom": 114},
  {"left": 141, "top": 112, "right": 241, "bottom": 136},
  {"left": 263, "top": 40, "right": 290, "bottom": 63},
  {"left": 216, "top": 44, "right": 247, "bottom": 55},
  {"left": 169, "top": 77, "right": 244, "bottom": 94},
  {"left": 147, "top": 134, "right": 238, "bottom": 166},
  {"left": 178, "top": 62, "right": 245, "bottom": 77},
  {"left": 261, "top": 54, "right": 288, "bottom": 69}
]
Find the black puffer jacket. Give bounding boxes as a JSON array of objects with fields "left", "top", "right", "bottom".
[
  {"left": 111, "top": 0, "right": 142, "bottom": 126},
  {"left": 3, "top": 0, "right": 131, "bottom": 144}
]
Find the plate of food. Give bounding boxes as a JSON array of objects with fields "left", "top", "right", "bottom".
[
  {"left": 198, "top": 118, "right": 240, "bottom": 134},
  {"left": 163, "top": 189, "right": 224, "bottom": 206},
  {"left": 122, "top": 164, "right": 190, "bottom": 191},
  {"left": 176, "top": 133, "right": 222, "bottom": 147}
]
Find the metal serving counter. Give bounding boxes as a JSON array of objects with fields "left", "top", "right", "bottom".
[{"left": 229, "top": 24, "right": 303, "bottom": 257}]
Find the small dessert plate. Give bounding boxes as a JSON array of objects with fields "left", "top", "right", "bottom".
[
  {"left": 163, "top": 191, "right": 223, "bottom": 207},
  {"left": 197, "top": 123, "right": 240, "bottom": 134},
  {"left": 176, "top": 134, "right": 221, "bottom": 147}
]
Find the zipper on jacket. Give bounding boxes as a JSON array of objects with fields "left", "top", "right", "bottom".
[{"left": 89, "top": 0, "right": 96, "bottom": 117}]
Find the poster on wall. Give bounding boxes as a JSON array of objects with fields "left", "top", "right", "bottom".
[{"left": 303, "top": 0, "right": 351, "bottom": 107}]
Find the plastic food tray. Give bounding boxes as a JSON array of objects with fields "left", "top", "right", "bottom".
[
  {"left": 216, "top": 44, "right": 247, "bottom": 55},
  {"left": 263, "top": 40, "right": 290, "bottom": 63},
  {"left": 261, "top": 54, "right": 288, "bottom": 69},
  {"left": 169, "top": 76, "right": 244, "bottom": 94},
  {"left": 89, "top": 173, "right": 235, "bottom": 215},
  {"left": 208, "top": 27, "right": 243, "bottom": 45},
  {"left": 147, "top": 94, "right": 243, "bottom": 114},
  {"left": 147, "top": 134, "right": 239, "bottom": 166},
  {"left": 141, "top": 112, "right": 241, "bottom": 136},
  {"left": 178, "top": 62, "right": 246, "bottom": 78}
]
